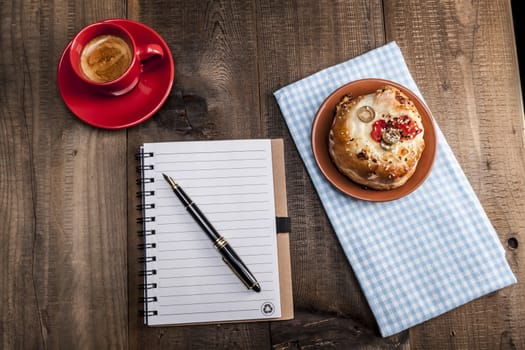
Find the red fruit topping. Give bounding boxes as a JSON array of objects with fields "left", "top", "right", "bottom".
[
  {"left": 391, "top": 115, "right": 422, "bottom": 139},
  {"left": 371, "top": 119, "right": 387, "bottom": 142},
  {"left": 370, "top": 115, "right": 421, "bottom": 143}
]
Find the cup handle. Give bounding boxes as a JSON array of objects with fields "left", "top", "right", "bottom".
[{"left": 136, "top": 44, "right": 164, "bottom": 65}]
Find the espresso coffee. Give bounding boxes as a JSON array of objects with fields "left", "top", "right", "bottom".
[{"left": 80, "top": 35, "right": 133, "bottom": 83}]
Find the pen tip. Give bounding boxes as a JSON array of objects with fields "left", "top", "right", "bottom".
[
  {"left": 162, "top": 173, "right": 170, "bottom": 181},
  {"left": 252, "top": 283, "right": 261, "bottom": 293}
]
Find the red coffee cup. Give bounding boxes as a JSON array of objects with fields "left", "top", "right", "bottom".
[{"left": 69, "top": 22, "right": 163, "bottom": 96}]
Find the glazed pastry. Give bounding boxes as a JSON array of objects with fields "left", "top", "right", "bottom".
[{"left": 328, "top": 85, "right": 425, "bottom": 190}]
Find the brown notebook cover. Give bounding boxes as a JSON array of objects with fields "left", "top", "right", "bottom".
[{"left": 271, "top": 138, "right": 294, "bottom": 322}]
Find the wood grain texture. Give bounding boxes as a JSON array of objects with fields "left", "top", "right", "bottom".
[
  {"left": 272, "top": 310, "right": 408, "bottom": 350},
  {"left": 1, "top": 0, "right": 523, "bottom": 348},
  {"left": 384, "top": 0, "right": 525, "bottom": 348},
  {"left": 0, "top": 0, "right": 128, "bottom": 348},
  {"left": 126, "top": 1, "right": 271, "bottom": 349},
  {"left": 0, "top": 2, "right": 41, "bottom": 347}
]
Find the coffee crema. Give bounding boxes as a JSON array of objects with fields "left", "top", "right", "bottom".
[{"left": 80, "top": 35, "right": 132, "bottom": 83}]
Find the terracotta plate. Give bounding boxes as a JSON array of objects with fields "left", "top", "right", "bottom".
[{"left": 311, "top": 78, "right": 437, "bottom": 201}]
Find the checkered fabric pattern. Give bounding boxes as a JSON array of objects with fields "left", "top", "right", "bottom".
[{"left": 274, "top": 42, "right": 516, "bottom": 337}]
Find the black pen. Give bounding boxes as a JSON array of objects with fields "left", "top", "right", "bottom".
[{"left": 162, "top": 173, "right": 261, "bottom": 293}]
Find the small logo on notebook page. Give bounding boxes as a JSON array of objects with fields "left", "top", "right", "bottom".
[{"left": 261, "top": 302, "right": 275, "bottom": 316}]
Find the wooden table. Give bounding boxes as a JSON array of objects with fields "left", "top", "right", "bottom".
[{"left": 2, "top": 0, "right": 524, "bottom": 349}]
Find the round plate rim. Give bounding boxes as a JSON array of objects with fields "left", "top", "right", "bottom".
[{"left": 311, "top": 78, "right": 438, "bottom": 202}]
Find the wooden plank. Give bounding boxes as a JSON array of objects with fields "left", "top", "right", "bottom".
[
  {"left": 0, "top": 0, "right": 128, "bottom": 348},
  {"left": 384, "top": 0, "right": 525, "bottom": 348},
  {"left": 0, "top": 2, "right": 41, "bottom": 347},
  {"left": 255, "top": 0, "right": 408, "bottom": 347},
  {"left": 272, "top": 310, "right": 409, "bottom": 350},
  {"left": 126, "top": 1, "right": 271, "bottom": 348}
]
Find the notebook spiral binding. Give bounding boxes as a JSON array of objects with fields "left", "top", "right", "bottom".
[{"left": 136, "top": 147, "right": 158, "bottom": 321}]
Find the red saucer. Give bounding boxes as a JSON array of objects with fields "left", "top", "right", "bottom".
[{"left": 58, "top": 19, "right": 174, "bottom": 129}]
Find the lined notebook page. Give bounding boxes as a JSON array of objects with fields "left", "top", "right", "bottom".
[{"left": 141, "top": 139, "right": 281, "bottom": 325}]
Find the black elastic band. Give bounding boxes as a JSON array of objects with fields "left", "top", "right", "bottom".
[{"left": 276, "top": 216, "right": 291, "bottom": 233}]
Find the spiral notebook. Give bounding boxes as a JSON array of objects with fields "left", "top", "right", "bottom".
[{"left": 137, "top": 139, "right": 293, "bottom": 326}]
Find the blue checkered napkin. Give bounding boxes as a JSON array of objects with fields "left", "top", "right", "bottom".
[{"left": 274, "top": 42, "right": 516, "bottom": 337}]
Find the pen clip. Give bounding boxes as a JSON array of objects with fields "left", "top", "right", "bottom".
[{"left": 222, "top": 257, "right": 252, "bottom": 289}]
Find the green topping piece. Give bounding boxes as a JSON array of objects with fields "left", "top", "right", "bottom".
[
  {"left": 356, "top": 105, "right": 375, "bottom": 122},
  {"left": 382, "top": 127, "right": 401, "bottom": 145}
]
